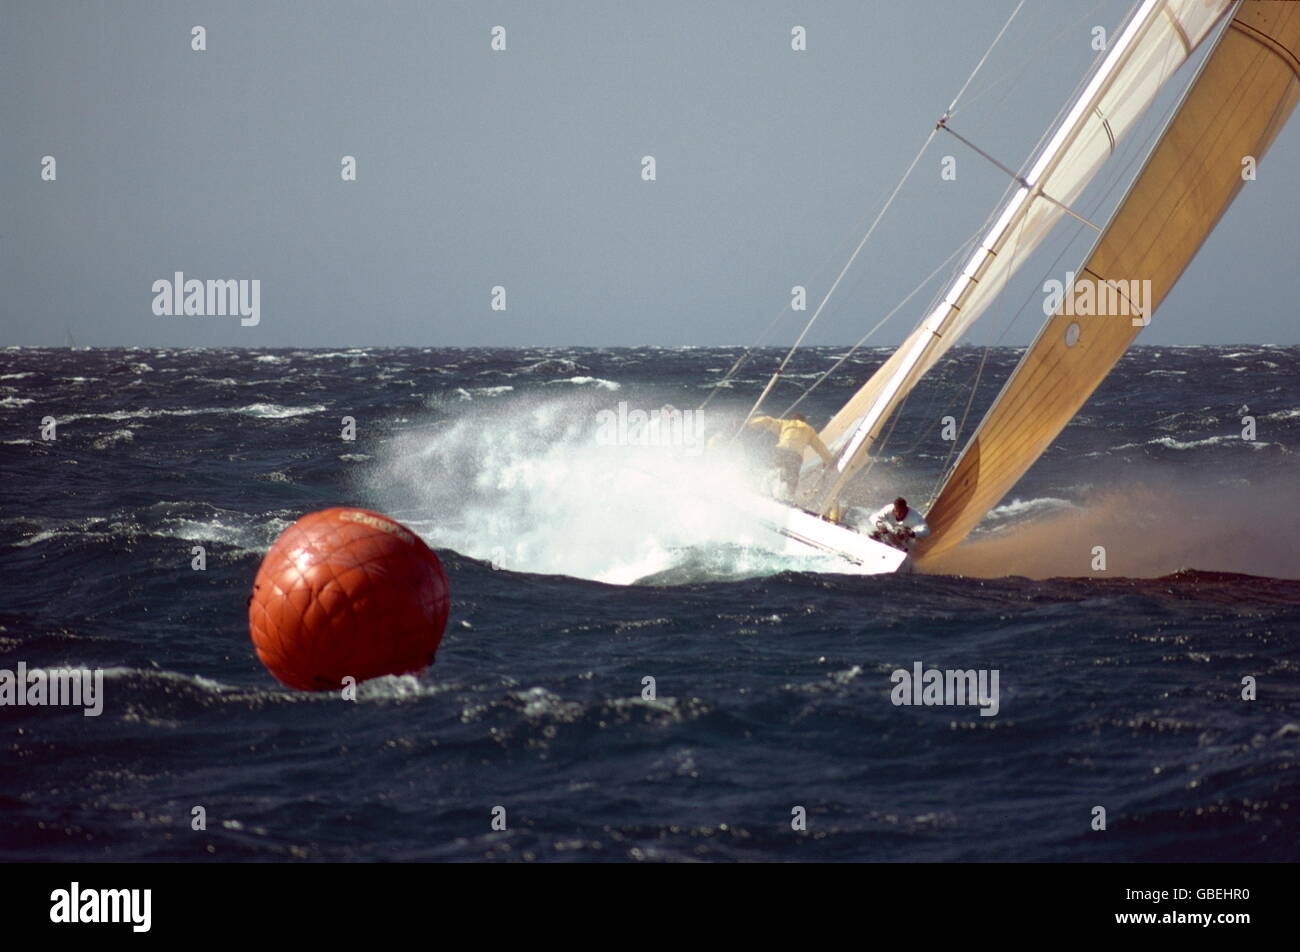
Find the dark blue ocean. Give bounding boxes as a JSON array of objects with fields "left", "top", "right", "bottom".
[{"left": 1, "top": 345, "right": 1297, "bottom": 862}]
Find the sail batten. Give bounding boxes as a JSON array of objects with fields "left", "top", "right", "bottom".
[
  {"left": 916, "top": 0, "right": 1300, "bottom": 563},
  {"left": 812, "top": 0, "right": 1238, "bottom": 507}
]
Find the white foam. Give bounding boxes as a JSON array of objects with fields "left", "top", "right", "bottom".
[
  {"left": 1111, "top": 434, "right": 1248, "bottom": 452},
  {"left": 373, "top": 393, "right": 821, "bottom": 584},
  {"left": 1149, "top": 435, "right": 1237, "bottom": 450},
  {"left": 984, "top": 496, "right": 1076, "bottom": 521},
  {"left": 92, "top": 428, "right": 134, "bottom": 449},
  {"left": 59, "top": 403, "right": 324, "bottom": 423},
  {"left": 544, "top": 376, "right": 621, "bottom": 390},
  {"left": 237, "top": 402, "right": 323, "bottom": 419}
]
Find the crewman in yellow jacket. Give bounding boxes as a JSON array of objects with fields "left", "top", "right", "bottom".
[{"left": 746, "top": 412, "right": 834, "bottom": 502}]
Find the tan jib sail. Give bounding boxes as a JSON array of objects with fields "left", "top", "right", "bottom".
[
  {"left": 916, "top": 0, "right": 1300, "bottom": 564},
  {"left": 809, "top": 0, "right": 1236, "bottom": 509}
]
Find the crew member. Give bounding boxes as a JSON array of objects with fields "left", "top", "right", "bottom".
[
  {"left": 746, "top": 412, "right": 834, "bottom": 502},
  {"left": 869, "top": 496, "right": 930, "bottom": 551}
]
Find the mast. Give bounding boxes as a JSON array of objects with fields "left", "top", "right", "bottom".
[
  {"left": 916, "top": 0, "right": 1300, "bottom": 562},
  {"left": 811, "top": 0, "right": 1237, "bottom": 512}
]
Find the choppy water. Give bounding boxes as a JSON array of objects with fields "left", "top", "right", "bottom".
[{"left": 1, "top": 345, "right": 1297, "bottom": 861}]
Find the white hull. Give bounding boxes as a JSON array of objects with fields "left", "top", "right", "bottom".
[{"left": 748, "top": 497, "right": 911, "bottom": 576}]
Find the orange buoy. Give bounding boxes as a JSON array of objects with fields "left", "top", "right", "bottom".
[{"left": 248, "top": 508, "right": 450, "bottom": 691}]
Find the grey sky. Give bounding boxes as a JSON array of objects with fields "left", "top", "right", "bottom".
[{"left": 2, "top": 0, "right": 1297, "bottom": 348}]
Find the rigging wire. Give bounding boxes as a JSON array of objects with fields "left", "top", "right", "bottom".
[
  {"left": 733, "top": 125, "right": 940, "bottom": 434},
  {"left": 777, "top": 233, "right": 981, "bottom": 417},
  {"left": 948, "top": 0, "right": 1112, "bottom": 120},
  {"left": 734, "top": 0, "right": 1030, "bottom": 434},
  {"left": 923, "top": 347, "right": 993, "bottom": 506},
  {"left": 852, "top": 0, "right": 1178, "bottom": 501},
  {"left": 697, "top": 185, "right": 917, "bottom": 412},
  {"left": 943, "top": 0, "right": 1029, "bottom": 120},
  {"left": 793, "top": 0, "right": 1189, "bottom": 514},
  {"left": 919, "top": 46, "right": 1202, "bottom": 506},
  {"left": 877, "top": 214, "right": 1029, "bottom": 479}
]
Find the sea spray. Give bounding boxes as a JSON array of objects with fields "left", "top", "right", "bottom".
[{"left": 371, "top": 392, "right": 821, "bottom": 584}]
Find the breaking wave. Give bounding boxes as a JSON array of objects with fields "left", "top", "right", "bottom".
[{"left": 371, "top": 392, "right": 826, "bottom": 584}]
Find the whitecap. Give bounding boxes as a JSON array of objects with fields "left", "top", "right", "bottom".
[
  {"left": 545, "top": 376, "right": 621, "bottom": 390},
  {"left": 92, "top": 428, "right": 134, "bottom": 449},
  {"left": 984, "top": 496, "right": 1077, "bottom": 521},
  {"left": 1148, "top": 435, "right": 1236, "bottom": 450},
  {"left": 234, "top": 403, "right": 324, "bottom": 419}
]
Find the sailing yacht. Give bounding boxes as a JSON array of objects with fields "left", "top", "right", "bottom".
[{"left": 741, "top": 0, "right": 1300, "bottom": 575}]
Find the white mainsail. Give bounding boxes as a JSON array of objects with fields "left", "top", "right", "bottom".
[
  {"left": 917, "top": 0, "right": 1300, "bottom": 563},
  {"left": 811, "top": 0, "right": 1236, "bottom": 511}
]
